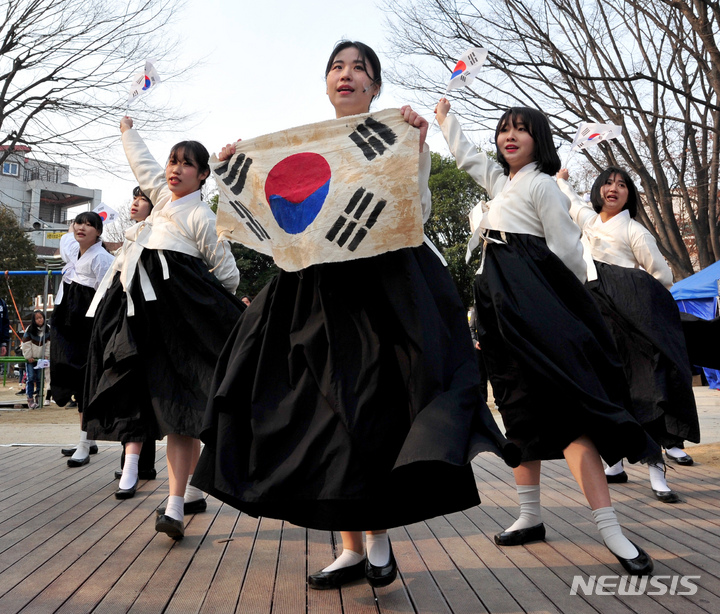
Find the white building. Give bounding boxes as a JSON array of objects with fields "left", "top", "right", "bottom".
[{"left": 1, "top": 145, "right": 102, "bottom": 255}]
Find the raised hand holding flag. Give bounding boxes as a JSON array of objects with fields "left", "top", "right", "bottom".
[{"left": 128, "top": 60, "right": 161, "bottom": 104}]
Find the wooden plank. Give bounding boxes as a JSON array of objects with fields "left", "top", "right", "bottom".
[
  {"left": 235, "top": 516, "right": 283, "bottom": 613},
  {"left": 199, "top": 509, "right": 258, "bottom": 613}
]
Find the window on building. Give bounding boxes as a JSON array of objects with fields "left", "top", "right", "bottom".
[{"left": 2, "top": 162, "right": 19, "bottom": 176}]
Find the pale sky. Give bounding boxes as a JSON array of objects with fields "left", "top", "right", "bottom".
[{"left": 72, "top": 0, "right": 453, "bottom": 216}]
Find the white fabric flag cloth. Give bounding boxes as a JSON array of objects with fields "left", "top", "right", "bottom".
[
  {"left": 127, "top": 60, "right": 161, "bottom": 104},
  {"left": 93, "top": 202, "right": 118, "bottom": 224},
  {"left": 570, "top": 121, "right": 622, "bottom": 151},
  {"left": 447, "top": 48, "right": 488, "bottom": 91},
  {"left": 213, "top": 108, "right": 424, "bottom": 273}
]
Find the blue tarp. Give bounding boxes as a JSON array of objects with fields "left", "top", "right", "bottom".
[
  {"left": 671, "top": 261, "right": 720, "bottom": 388},
  {"left": 670, "top": 259, "right": 720, "bottom": 300}
]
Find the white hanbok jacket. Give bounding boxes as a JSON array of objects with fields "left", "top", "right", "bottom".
[
  {"left": 556, "top": 178, "right": 673, "bottom": 288},
  {"left": 441, "top": 115, "right": 586, "bottom": 282}
]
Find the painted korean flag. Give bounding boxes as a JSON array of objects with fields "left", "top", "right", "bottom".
[
  {"left": 213, "top": 109, "right": 423, "bottom": 272},
  {"left": 570, "top": 121, "right": 622, "bottom": 151},
  {"left": 447, "top": 48, "right": 488, "bottom": 91},
  {"left": 128, "top": 60, "right": 162, "bottom": 104}
]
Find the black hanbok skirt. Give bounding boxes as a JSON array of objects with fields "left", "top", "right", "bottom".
[
  {"left": 192, "top": 244, "right": 520, "bottom": 531},
  {"left": 587, "top": 262, "right": 700, "bottom": 448},
  {"left": 83, "top": 250, "right": 244, "bottom": 442},
  {"left": 50, "top": 281, "right": 96, "bottom": 409},
  {"left": 473, "top": 232, "right": 658, "bottom": 465}
]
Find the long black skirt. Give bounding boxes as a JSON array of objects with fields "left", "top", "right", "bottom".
[
  {"left": 192, "top": 244, "right": 520, "bottom": 531},
  {"left": 473, "top": 232, "right": 658, "bottom": 465},
  {"left": 588, "top": 262, "right": 700, "bottom": 448},
  {"left": 83, "top": 250, "right": 244, "bottom": 442},
  {"left": 50, "top": 281, "right": 96, "bottom": 409}
]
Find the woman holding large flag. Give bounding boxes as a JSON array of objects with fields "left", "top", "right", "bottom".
[
  {"left": 193, "top": 40, "right": 519, "bottom": 590},
  {"left": 557, "top": 168, "right": 700, "bottom": 501}
]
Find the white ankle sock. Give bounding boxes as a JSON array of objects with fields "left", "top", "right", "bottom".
[
  {"left": 605, "top": 460, "right": 625, "bottom": 476},
  {"left": 322, "top": 548, "right": 365, "bottom": 572},
  {"left": 665, "top": 447, "right": 687, "bottom": 459},
  {"left": 592, "top": 506, "right": 639, "bottom": 559},
  {"left": 119, "top": 453, "right": 139, "bottom": 490},
  {"left": 184, "top": 476, "right": 204, "bottom": 503},
  {"left": 165, "top": 495, "right": 184, "bottom": 522},
  {"left": 505, "top": 485, "right": 542, "bottom": 532},
  {"left": 71, "top": 431, "right": 90, "bottom": 461},
  {"left": 648, "top": 463, "right": 670, "bottom": 492},
  {"left": 366, "top": 532, "right": 390, "bottom": 566}
]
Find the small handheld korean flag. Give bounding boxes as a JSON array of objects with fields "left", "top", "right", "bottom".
[
  {"left": 93, "top": 202, "right": 118, "bottom": 224},
  {"left": 447, "top": 48, "right": 488, "bottom": 91},
  {"left": 128, "top": 60, "right": 162, "bottom": 104},
  {"left": 570, "top": 121, "right": 622, "bottom": 152}
]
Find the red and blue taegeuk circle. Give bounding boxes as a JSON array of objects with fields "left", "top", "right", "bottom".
[
  {"left": 451, "top": 60, "right": 467, "bottom": 79},
  {"left": 264, "top": 152, "right": 331, "bottom": 234},
  {"left": 142, "top": 76, "right": 152, "bottom": 91}
]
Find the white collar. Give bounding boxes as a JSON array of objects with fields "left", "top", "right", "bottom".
[
  {"left": 502, "top": 162, "right": 538, "bottom": 193},
  {"left": 165, "top": 189, "right": 202, "bottom": 210}
]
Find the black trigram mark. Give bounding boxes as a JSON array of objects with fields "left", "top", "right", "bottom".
[
  {"left": 349, "top": 118, "right": 397, "bottom": 161},
  {"left": 580, "top": 126, "right": 592, "bottom": 137},
  {"left": 228, "top": 199, "right": 270, "bottom": 242},
  {"left": 467, "top": 51, "right": 479, "bottom": 65},
  {"left": 215, "top": 153, "right": 253, "bottom": 196},
  {"left": 325, "top": 187, "right": 387, "bottom": 252}
]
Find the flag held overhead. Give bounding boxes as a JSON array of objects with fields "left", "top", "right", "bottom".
[
  {"left": 128, "top": 60, "right": 162, "bottom": 104},
  {"left": 447, "top": 48, "right": 488, "bottom": 91},
  {"left": 570, "top": 121, "right": 622, "bottom": 152},
  {"left": 93, "top": 202, "right": 119, "bottom": 224}
]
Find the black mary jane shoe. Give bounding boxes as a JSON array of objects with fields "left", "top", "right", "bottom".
[
  {"left": 653, "top": 489, "right": 681, "bottom": 503},
  {"left": 115, "top": 477, "right": 139, "bottom": 500},
  {"left": 308, "top": 559, "right": 366, "bottom": 590},
  {"left": 67, "top": 455, "right": 90, "bottom": 468},
  {"left": 156, "top": 498, "right": 208, "bottom": 516},
  {"left": 611, "top": 541, "right": 654, "bottom": 576},
  {"left": 62, "top": 445, "right": 98, "bottom": 457},
  {"left": 114, "top": 468, "right": 157, "bottom": 480},
  {"left": 155, "top": 514, "right": 184, "bottom": 540},
  {"left": 606, "top": 471, "right": 629, "bottom": 484},
  {"left": 494, "top": 523, "right": 546, "bottom": 546},
  {"left": 665, "top": 451, "right": 693, "bottom": 466},
  {"left": 365, "top": 543, "right": 398, "bottom": 588}
]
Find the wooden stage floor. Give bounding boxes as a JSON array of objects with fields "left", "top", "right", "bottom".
[{"left": 0, "top": 445, "right": 718, "bottom": 613}]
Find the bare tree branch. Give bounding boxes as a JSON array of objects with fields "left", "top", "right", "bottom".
[{"left": 385, "top": 0, "right": 720, "bottom": 277}]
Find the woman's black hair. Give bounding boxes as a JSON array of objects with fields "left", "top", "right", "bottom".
[
  {"left": 168, "top": 141, "right": 210, "bottom": 192},
  {"left": 133, "top": 185, "right": 154, "bottom": 210},
  {"left": 590, "top": 166, "right": 639, "bottom": 218},
  {"left": 325, "top": 40, "right": 382, "bottom": 102},
  {"left": 73, "top": 210, "right": 104, "bottom": 236},
  {"left": 494, "top": 107, "right": 561, "bottom": 176}
]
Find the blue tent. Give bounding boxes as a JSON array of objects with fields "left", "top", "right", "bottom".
[{"left": 671, "top": 261, "right": 720, "bottom": 387}]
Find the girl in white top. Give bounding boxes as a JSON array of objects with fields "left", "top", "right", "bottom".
[
  {"left": 436, "top": 97, "right": 658, "bottom": 576},
  {"left": 83, "top": 119, "right": 243, "bottom": 540},
  {"left": 557, "top": 168, "right": 699, "bottom": 501},
  {"left": 194, "top": 41, "right": 518, "bottom": 592},
  {"left": 51, "top": 211, "right": 115, "bottom": 467}
]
